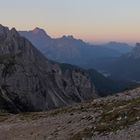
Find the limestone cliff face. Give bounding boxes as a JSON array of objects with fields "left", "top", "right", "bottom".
[{"left": 0, "top": 25, "right": 96, "bottom": 113}]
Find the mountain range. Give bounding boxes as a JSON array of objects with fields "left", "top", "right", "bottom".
[
  {"left": 105, "top": 43, "right": 140, "bottom": 81},
  {"left": 0, "top": 25, "right": 140, "bottom": 140},
  {"left": 19, "top": 27, "right": 140, "bottom": 83},
  {"left": 0, "top": 25, "right": 135, "bottom": 113},
  {"left": 19, "top": 28, "right": 133, "bottom": 70},
  {"left": 0, "top": 25, "right": 97, "bottom": 113},
  {"left": 59, "top": 63, "right": 135, "bottom": 96}
]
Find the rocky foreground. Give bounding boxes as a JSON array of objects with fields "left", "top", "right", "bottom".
[{"left": 0, "top": 88, "right": 140, "bottom": 140}]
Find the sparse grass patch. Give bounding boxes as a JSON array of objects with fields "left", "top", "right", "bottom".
[
  {"left": 69, "top": 128, "right": 94, "bottom": 140},
  {"left": 49, "top": 105, "right": 88, "bottom": 117},
  {"left": 0, "top": 112, "right": 11, "bottom": 122},
  {"left": 18, "top": 112, "right": 48, "bottom": 121},
  {"left": 70, "top": 97, "right": 140, "bottom": 140}
]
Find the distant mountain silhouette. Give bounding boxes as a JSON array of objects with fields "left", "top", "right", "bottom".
[
  {"left": 19, "top": 28, "right": 52, "bottom": 51},
  {"left": 106, "top": 43, "right": 140, "bottom": 81},
  {"left": 105, "top": 41, "right": 132, "bottom": 54},
  {"left": 19, "top": 28, "right": 132, "bottom": 70}
]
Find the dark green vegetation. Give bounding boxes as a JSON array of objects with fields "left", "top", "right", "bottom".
[
  {"left": 106, "top": 43, "right": 140, "bottom": 81},
  {"left": 60, "top": 63, "right": 137, "bottom": 96},
  {"left": 108, "top": 57, "right": 140, "bottom": 81}
]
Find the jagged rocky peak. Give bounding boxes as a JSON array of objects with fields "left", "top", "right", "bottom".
[
  {"left": 32, "top": 27, "right": 49, "bottom": 36},
  {"left": 0, "top": 25, "right": 19, "bottom": 40},
  {"left": 0, "top": 24, "right": 9, "bottom": 34},
  {"left": 0, "top": 25, "right": 30, "bottom": 55},
  {"left": 125, "top": 42, "right": 140, "bottom": 59},
  {"left": 10, "top": 28, "right": 19, "bottom": 37},
  {"left": 136, "top": 42, "right": 140, "bottom": 47},
  {"left": 60, "top": 35, "right": 76, "bottom": 41},
  {"left": 0, "top": 25, "right": 96, "bottom": 113},
  {"left": 133, "top": 42, "right": 140, "bottom": 52},
  {"left": 129, "top": 43, "right": 140, "bottom": 58},
  {"left": 62, "top": 35, "right": 74, "bottom": 39},
  {"left": 0, "top": 25, "right": 9, "bottom": 40}
]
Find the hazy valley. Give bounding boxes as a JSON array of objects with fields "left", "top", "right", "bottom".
[
  {"left": 0, "top": 24, "right": 139, "bottom": 140},
  {"left": 0, "top": 25, "right": 140, "bottom": 140},
  {"left": 1, "top": 0, "right": 140, "bottom": 139}
]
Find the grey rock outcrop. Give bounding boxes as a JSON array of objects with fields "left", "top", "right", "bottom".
[{"left": 0, "top": 25, "right": 96, "bottom": 113}]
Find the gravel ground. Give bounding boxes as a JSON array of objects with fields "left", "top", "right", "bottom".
[{"left": 0, "top": 88, "right": 140, "bottom": 140}]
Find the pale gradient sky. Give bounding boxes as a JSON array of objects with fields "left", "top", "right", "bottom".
[{"left": 0, "top": 0, "right": 140, "bottom": 44}]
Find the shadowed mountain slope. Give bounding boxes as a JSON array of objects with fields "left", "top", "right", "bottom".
[{"left": 0, "top": 25, "right": 96, "bottom": 113}]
